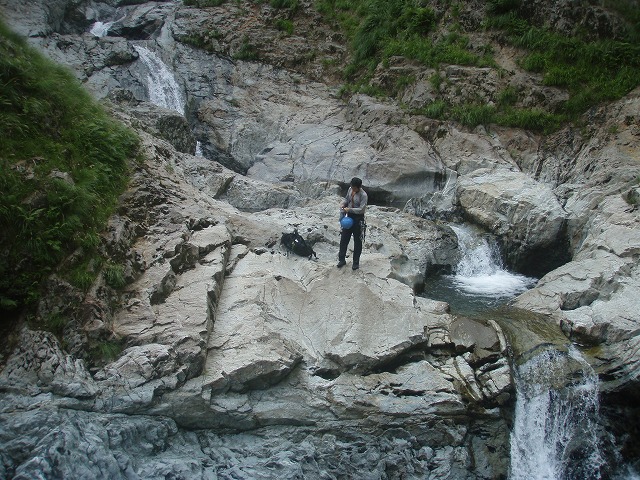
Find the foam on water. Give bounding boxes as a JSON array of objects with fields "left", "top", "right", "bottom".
[
  {"left": 133, "top": 45, "right": 185, "bottom": 114},
  {"left": 89, "top": 21, "right": 113, "bottom": 37},
  {"left": 449, "top": 224, "right": 537, "bottom": 298},
  {"left": 509, "top": 347, "right": 605, "bottom": 480}
]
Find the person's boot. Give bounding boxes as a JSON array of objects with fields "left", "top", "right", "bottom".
[{"left": 337, "top": 260, "right": 346, "bottom": 268}]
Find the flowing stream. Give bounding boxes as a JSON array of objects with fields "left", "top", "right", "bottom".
[
  {"left": 89, "top": 14, "right": 126, "bottom": 38},
  {"left": 132, "top": 44, "right": 204, "bottom": 155},
  {"left": 132, "top": 45, "right": 186, "bottom": 114},
  {"left": 423, "top": 225, "right": 620, "bottom": 478},
  {"left": 89, "top": 21, "right": 113, "bottom": 37},
  {"left": 77, "top": 36, "right": 636, "bottom": 476}
]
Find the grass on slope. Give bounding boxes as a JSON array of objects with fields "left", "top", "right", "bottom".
[
  {"left": 0, "top": 21, "right": 138, "bottom": 316},
  {"left": 315, "top": 0, "right": 640, "bottom": 131}
]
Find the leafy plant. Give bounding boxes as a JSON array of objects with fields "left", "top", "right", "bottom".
[
  {"left": 104, "top": 262, "right": 127, "bottom": 289},
  {"left": 429, "top": 72, "right": 443, "bottom": 91},
  {"left": 451, "top": 103, "right": 496, "bottom": 127},
  {"left": 275, "top": 19, "right": 295, "bottom": 35},
  {"left": 43, "top": 312, "right": 68, "bottom": 335},
  {"left": 418, "top": 100, "right": 447, "bottom": 119},
  {"left": 487, "top": 11, "right": 640, "bottom": 119},
  {"left": 88, "top": 339, "right": 124, "bottom": 365},
  {"left": 316, "top": 0, "right": 493, "bottom": 90},
  {"left": 496, "top": 108, "right": 563, "bottom": 133},
  {"left": 624, "top": 181, "right": 640, "bottom": 207},
  {"left": 314, "top": 0, "right": 640, "bottom": 131},
  {"left": 0, "top": 21, "right": 138, "bottom": 315},
  {"left": 233, "top": 36, "right": 260, "bottom": 60},
  {"left": 498, "top": 86, "right": 518, "bottom": 107}
]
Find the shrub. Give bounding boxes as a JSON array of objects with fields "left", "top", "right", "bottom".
[
  {"left": 498, "top": 86, "right": 518, "bottom": 107},
  {"left": 88, "top": 339, "right": 124, "bottom": 365},
  {"left": 233, "top": 36, "right": 260, "bottom": 60},
  {"left": 275, "top": 19, "right": 295, "bottom": 35},
  {"left": 419, "top": 100, "right": 448, "bottom": 119},
  {"left": 452, "top": 103, "right": 496, "bottom": 127},
  {"left": 488, "top": 13, "right": 640, "bottom": 120},
  {"left": 104, "top": 262, "right": 127, "bottom": 289},
  {"left": 496, "top": 108, "right": 564, "bottom": 133}
]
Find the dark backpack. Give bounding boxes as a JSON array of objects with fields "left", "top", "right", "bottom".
[{"left": 281, "top": 229, "right": 317, "bottom": 259}]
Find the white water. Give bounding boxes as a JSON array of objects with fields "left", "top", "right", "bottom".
[
  {"left": 510, "top": 347, "right": 605, "bottom": 480},
  {"left": 133, "top": 45, "right": 186, "bottom": 114},
  {"left": 89, "top": 21, "right": 113, "bottom": 37},
  {"left": 89, "top": 15, "right": 125, "bottom": 38},
  {"left": 449, "top": 224, "right": 537, "bottom": 297}
]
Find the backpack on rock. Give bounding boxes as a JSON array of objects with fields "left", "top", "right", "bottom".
[{"left": 280, "top": 229, "right": 317, "bottom": 260}]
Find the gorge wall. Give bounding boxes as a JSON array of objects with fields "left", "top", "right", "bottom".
[{"left": 0, "top": 0, "right": 639, "bottom": 478}]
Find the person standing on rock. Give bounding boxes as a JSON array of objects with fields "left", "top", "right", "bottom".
[{"left": 337, "top": 177, "right": 368, "bottom": 270}]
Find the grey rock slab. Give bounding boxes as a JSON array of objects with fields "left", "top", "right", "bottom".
[
  {"left": 204, "top": 248, "right": 449, "bottom": 386},
  {"left": 0, "top": 329, "right": 98, "bottom": 400}
]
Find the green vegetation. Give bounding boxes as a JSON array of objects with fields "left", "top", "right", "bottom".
[
  {"left": 413, "top": 100, "right": 562, "bottom": 133},
  {"left": 316, "top": 0, "right": 493, "bottom": 80},
  {"left": 178, "top": 0, "right": 640, "bottom": 131},
  {"left": 233, "top": 36, "right": 260, "bottom": 60},
  {"left": 178, "top": 29, "right": 223, "bottom": 52},
  {"left": 0, "top": 21, "right": 138, "bottom": 314},
  {"left": 315, "top": 0, "right": 640, "bottom": 131},
  {"left": 103, "top": 262, "right": 127, "bottom": 289},
  {"left": 88, "top": 339, "right": 124, "bottom": 365},
  {"left": 624, "top": 181, "right": 640, "bottom": 207},
  {"left": 275, "top": 18, "right": 295, "bottom": 35},
  {"left": 487, "top": 5, "right": 640, "bottom": 119}
]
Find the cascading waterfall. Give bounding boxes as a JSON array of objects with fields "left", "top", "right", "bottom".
[
  {"left": 89, "top": 21, "right": 113, "bottom": 37},
  {"left": 132, "top": 44, "right": 204, "bottom": 156},
  {"left": 89, "top": 15, "right": 125, "bottom": 38},
  {"left": 450, "top": 224, "right": 536, "bottom": 297},
  {"left": 509, "top": 346, "right": 605, "bottom": 480},
  {"left": 423, "top": 224, "right": 537, "bottom": 316},
  {"left": 132, "top": 45, "right": 186, "bottom": 114}
]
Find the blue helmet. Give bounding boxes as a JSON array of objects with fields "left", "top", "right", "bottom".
[{"left": 340, "top": 216, "right": 354, "bottom": 229}]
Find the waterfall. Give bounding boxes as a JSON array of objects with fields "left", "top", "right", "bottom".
[
  {"left": 89, "top": 21, "right": 113, "bottom": 37},
  {"left": 450, "top": 224, "right": 536, "bottom": 297},
  {"left": 509, "top": 346, "right": 605, "bottom": 480},
  {"left": 133, "top": 45, "right": 185, "bottom": 114},
  {"left": 89, "top": 15, "right": 125, "bottom": 38},
  {"left": 422, "top": 224, "right": 537, "bottom": 316}
]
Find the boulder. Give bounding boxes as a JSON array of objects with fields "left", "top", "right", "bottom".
[{"left": 456, "top": 167, "right": 569, "bottom": 275}]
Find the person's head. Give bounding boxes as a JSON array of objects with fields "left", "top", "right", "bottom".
[{"left": 350, "top": 177, "right": 362, "bottom": 191}]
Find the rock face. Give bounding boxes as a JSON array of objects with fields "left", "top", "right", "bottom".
[
  {"left": 1, "top": 0, "right": 639, "bottom": 477},
  {"left": 0, "top": 112, "right": 513, "bottom": 479},
  {"left": 456, "top": 167, "right": 570, "bottom": 275}
]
